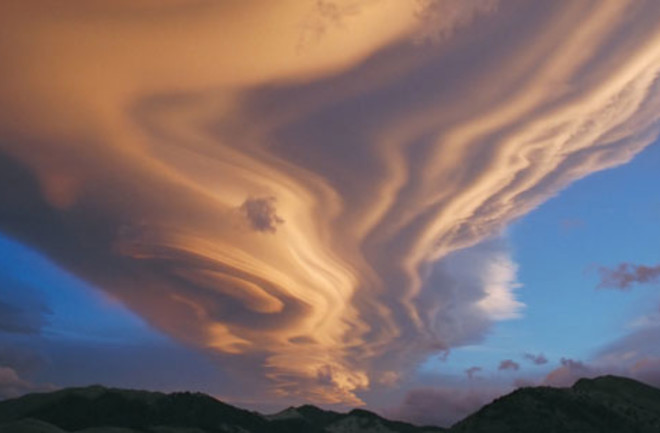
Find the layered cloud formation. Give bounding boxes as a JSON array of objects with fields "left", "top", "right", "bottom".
[{"left": 3, "top": 0, "right": 660, "bottom": 404}]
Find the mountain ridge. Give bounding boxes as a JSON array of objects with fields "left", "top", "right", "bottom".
[
  {"left": 451, "top": 374, "right": 660, "bottom": 433},
  {"left": 1, "top": 375, "right": 660, "bottom": 433},
  {"left": 0, "top": 384, "right": 444, "bottom": 433}
]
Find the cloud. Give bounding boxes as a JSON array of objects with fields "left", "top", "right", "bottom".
[
  {"left": 523, "top": 353, "right": 549, "bottom": 365},
  {"left": 543, "top": 358, "right": 601, "bottom": 387},
  {"left": 539, "top": 354, "right": 660, "bottom": 390},
  {"left": 498, "top": 359, "right": 520, "bottom": 371},
  {"left": 597, "top": 263, "right": 660, "bottom": 290},
  {"left": 413, "top": 0, "right": 500, "bottom": 43},
  {"left": 3, "top": 0, "right": 660, "bottom": 405},
  {"left": 512, "top": 377, "right": 537, "bottom": 388},
  {"left": 411, "top": 238, "right": 523, "bottom": 355},
  {"left": 465, "top": 366, "right": 482, "bottom": 379},
  {"left": 388, "top": 386, "right": 501, "bottom": 428},
  {"left": 0, "top": 367, "right": 32, "bottom": 399},
  {"left": 593, "top": 317, "right": 660, "bottom": 388},
  {"left": 399, "top": 350, "right": 660, "bottom": 427},
  {"left": 534, "top": 317, "right": 660, "bottom": 390},
  {"left": 239, "top": 197, "right": 285, "bottom": 233},
  {"left": 629, "top": 357, "right": 660, "bottom": 388},
  {"left": 0, "top": 366, "right": 53, "bottom": 400}
]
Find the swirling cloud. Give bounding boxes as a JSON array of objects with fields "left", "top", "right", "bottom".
[{"left": 2, "top": 0, "right": 660, "bottom": 405}]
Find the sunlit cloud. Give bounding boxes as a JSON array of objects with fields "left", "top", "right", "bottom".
[{"left": 3, "top": 0, "right": 660, "bottom": 405}]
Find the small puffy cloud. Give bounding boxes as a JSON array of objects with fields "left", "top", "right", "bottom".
[
  {"left": 239, "top": 196, "right": 285, "bottom": 233},
  {"left": 523, "top": 352, "right": 549, "bottom": 365},
  {"left": 597, "top": 263, "right": 660, "bottom": 290},
  {"left": 498, "top": 359, "right": 520, "bottom": 371},
  {"left": 465, "top": 366, "right": 482, "bottom": 379}
]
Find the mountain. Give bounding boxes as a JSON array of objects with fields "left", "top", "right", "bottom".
[
  {"left": 2, "top": 376, "right": 660, "bottom": 433},
  {"left": 267, "top": 406, "right": 444, "bottom": 433},
  {"left": 0, "top": 385, "right": 268, "bottom": 433},
  {"left": 0, "top": 385, "right": 444, "bottom": 433},
  {"left": 450, "top": 375, "right": 660, "bottom": 432}
]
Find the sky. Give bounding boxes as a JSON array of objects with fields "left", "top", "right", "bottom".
[{"left": 1, "top": 0, "right": 660, "bottom": 427}]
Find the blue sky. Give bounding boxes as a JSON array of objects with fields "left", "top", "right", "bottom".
[
  {"left": 429, "top": 140, "right": 660, "bottom": 380},
  {"left": 0, "top": 233, "right": 158, "bottom": 344},
  {"left": 0, "top": 233, "right": 225, "bottom": 394}
]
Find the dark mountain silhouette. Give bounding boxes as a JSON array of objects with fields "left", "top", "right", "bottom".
[
  {"left": 1, "top": 375, "right": 659, "bottom": 433},
  {"left": 0, "top": 385, "right": 268, "bottom": 433},
  {"left": 451, "top": 375, "right": 660, "bottom": 432},
  {"left": 0, "top": 385, "right": 443, "bottom": 433},
  {"left": 266, "top": 405, "right": 444, "bottom": 433}
]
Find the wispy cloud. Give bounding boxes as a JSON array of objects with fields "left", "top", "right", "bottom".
[{"left": 2, "top": 0, "right": 660, "bottom": 405}]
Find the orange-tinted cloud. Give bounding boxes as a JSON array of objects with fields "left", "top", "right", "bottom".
[{"left": 2, "top": 0, "right": 660, "bottom": 405}]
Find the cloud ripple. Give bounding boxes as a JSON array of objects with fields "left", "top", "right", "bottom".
[{"left": 2, "top": 0, "right": 660, "bottom": 404}]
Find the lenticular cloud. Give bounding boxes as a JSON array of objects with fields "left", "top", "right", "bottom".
[{"left": 2, "top": 0, "right": 660, "bottom": 404}]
